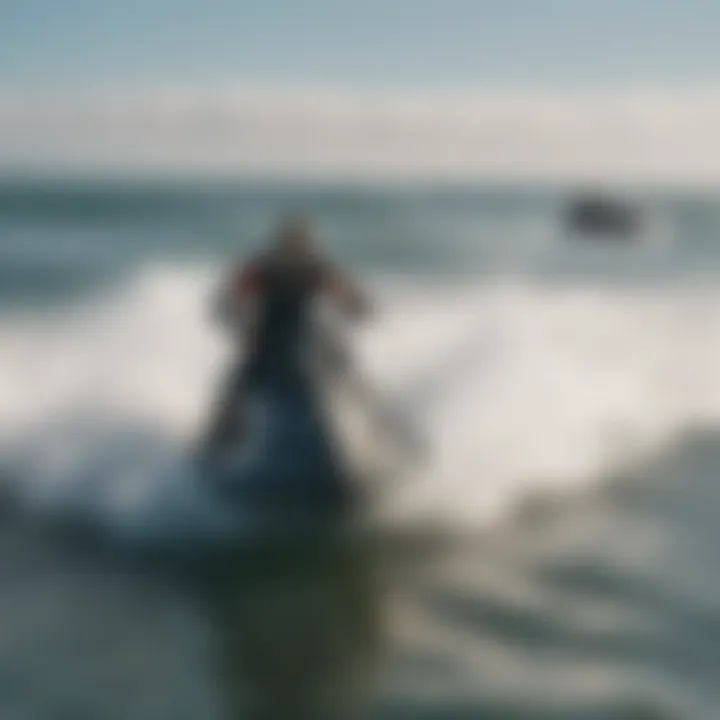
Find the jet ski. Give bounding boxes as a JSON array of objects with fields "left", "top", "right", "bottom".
[
  {"left": 121, "top": 335, "right": 404, "bottom": 554},
  {"left": 203, "top": 320, "right": 423, "bottom": 526},
  {"left": 206, "top": 353, "right": 356, "bottom": 520},
  {"left": 565, "top": 191, "right": 644, "bottom": 239}
]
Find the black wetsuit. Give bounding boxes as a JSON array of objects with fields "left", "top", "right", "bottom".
[
  {"left": 247, "top": 256, "right": 324, "bottom": 379},
  {"left": 206, "top": 255, "right": 325, "bottom": 449}
]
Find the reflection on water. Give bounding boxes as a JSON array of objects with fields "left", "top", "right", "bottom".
[{"left": 196, "top": 534, "right": 384, "bottom": 720}]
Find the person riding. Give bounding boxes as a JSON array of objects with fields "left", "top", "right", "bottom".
[{"left": 201, "top": 214, "right": 369, "bottom": 457}]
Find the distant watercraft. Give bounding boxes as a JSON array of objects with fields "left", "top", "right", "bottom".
[{"left": 565, "top": 192, "right": 643, "bottom": 239}]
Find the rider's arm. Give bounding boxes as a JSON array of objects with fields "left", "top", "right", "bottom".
[
  {"left": 319, "top": 265, "right": 370, "bottom": 320},
  {"left": 211, "top": 263, "right": 262, "bottom": 328},
  {"left": 230, "top": 263, "right": 262, "bottom": 302}
]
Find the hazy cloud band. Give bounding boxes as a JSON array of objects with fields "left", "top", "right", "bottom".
[{"left": 1, "top": 85, "right": 719, "bottom": 184}]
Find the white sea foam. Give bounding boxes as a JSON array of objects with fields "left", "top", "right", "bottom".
[{"left": 0, "top": 264, "right": 716, "bottom": 530}]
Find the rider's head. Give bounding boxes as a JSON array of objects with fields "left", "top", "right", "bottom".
[{"left": 272, "top": 214, "right": 316, "bottom": 262}]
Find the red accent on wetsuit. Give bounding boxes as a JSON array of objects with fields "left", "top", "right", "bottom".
[{"left": 230, "top": 263, "right": 264, "bottom": 300}]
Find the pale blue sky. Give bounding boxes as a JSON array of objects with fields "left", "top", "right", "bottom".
[{"left": 2, "top": 0, "right": 720, "bottom": 87}]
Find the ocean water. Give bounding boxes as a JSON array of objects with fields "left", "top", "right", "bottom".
[{"left": 0, "top": 179, "right": 718, "bottom": 718}]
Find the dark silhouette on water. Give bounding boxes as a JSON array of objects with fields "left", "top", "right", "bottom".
[{"left": 565, "top": 191, "right": 643, "bottom": 239}]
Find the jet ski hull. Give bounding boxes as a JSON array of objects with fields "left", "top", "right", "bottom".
[{"left": 205, "top": 369, "right": 358, "bottom": 520}]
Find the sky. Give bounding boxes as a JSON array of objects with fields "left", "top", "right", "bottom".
[
  {"left": 2, "top": 0, "right": 720, "bottom": 182},
  {"left": 4, "top": 0, "right": 720, "bottom": 87}
]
